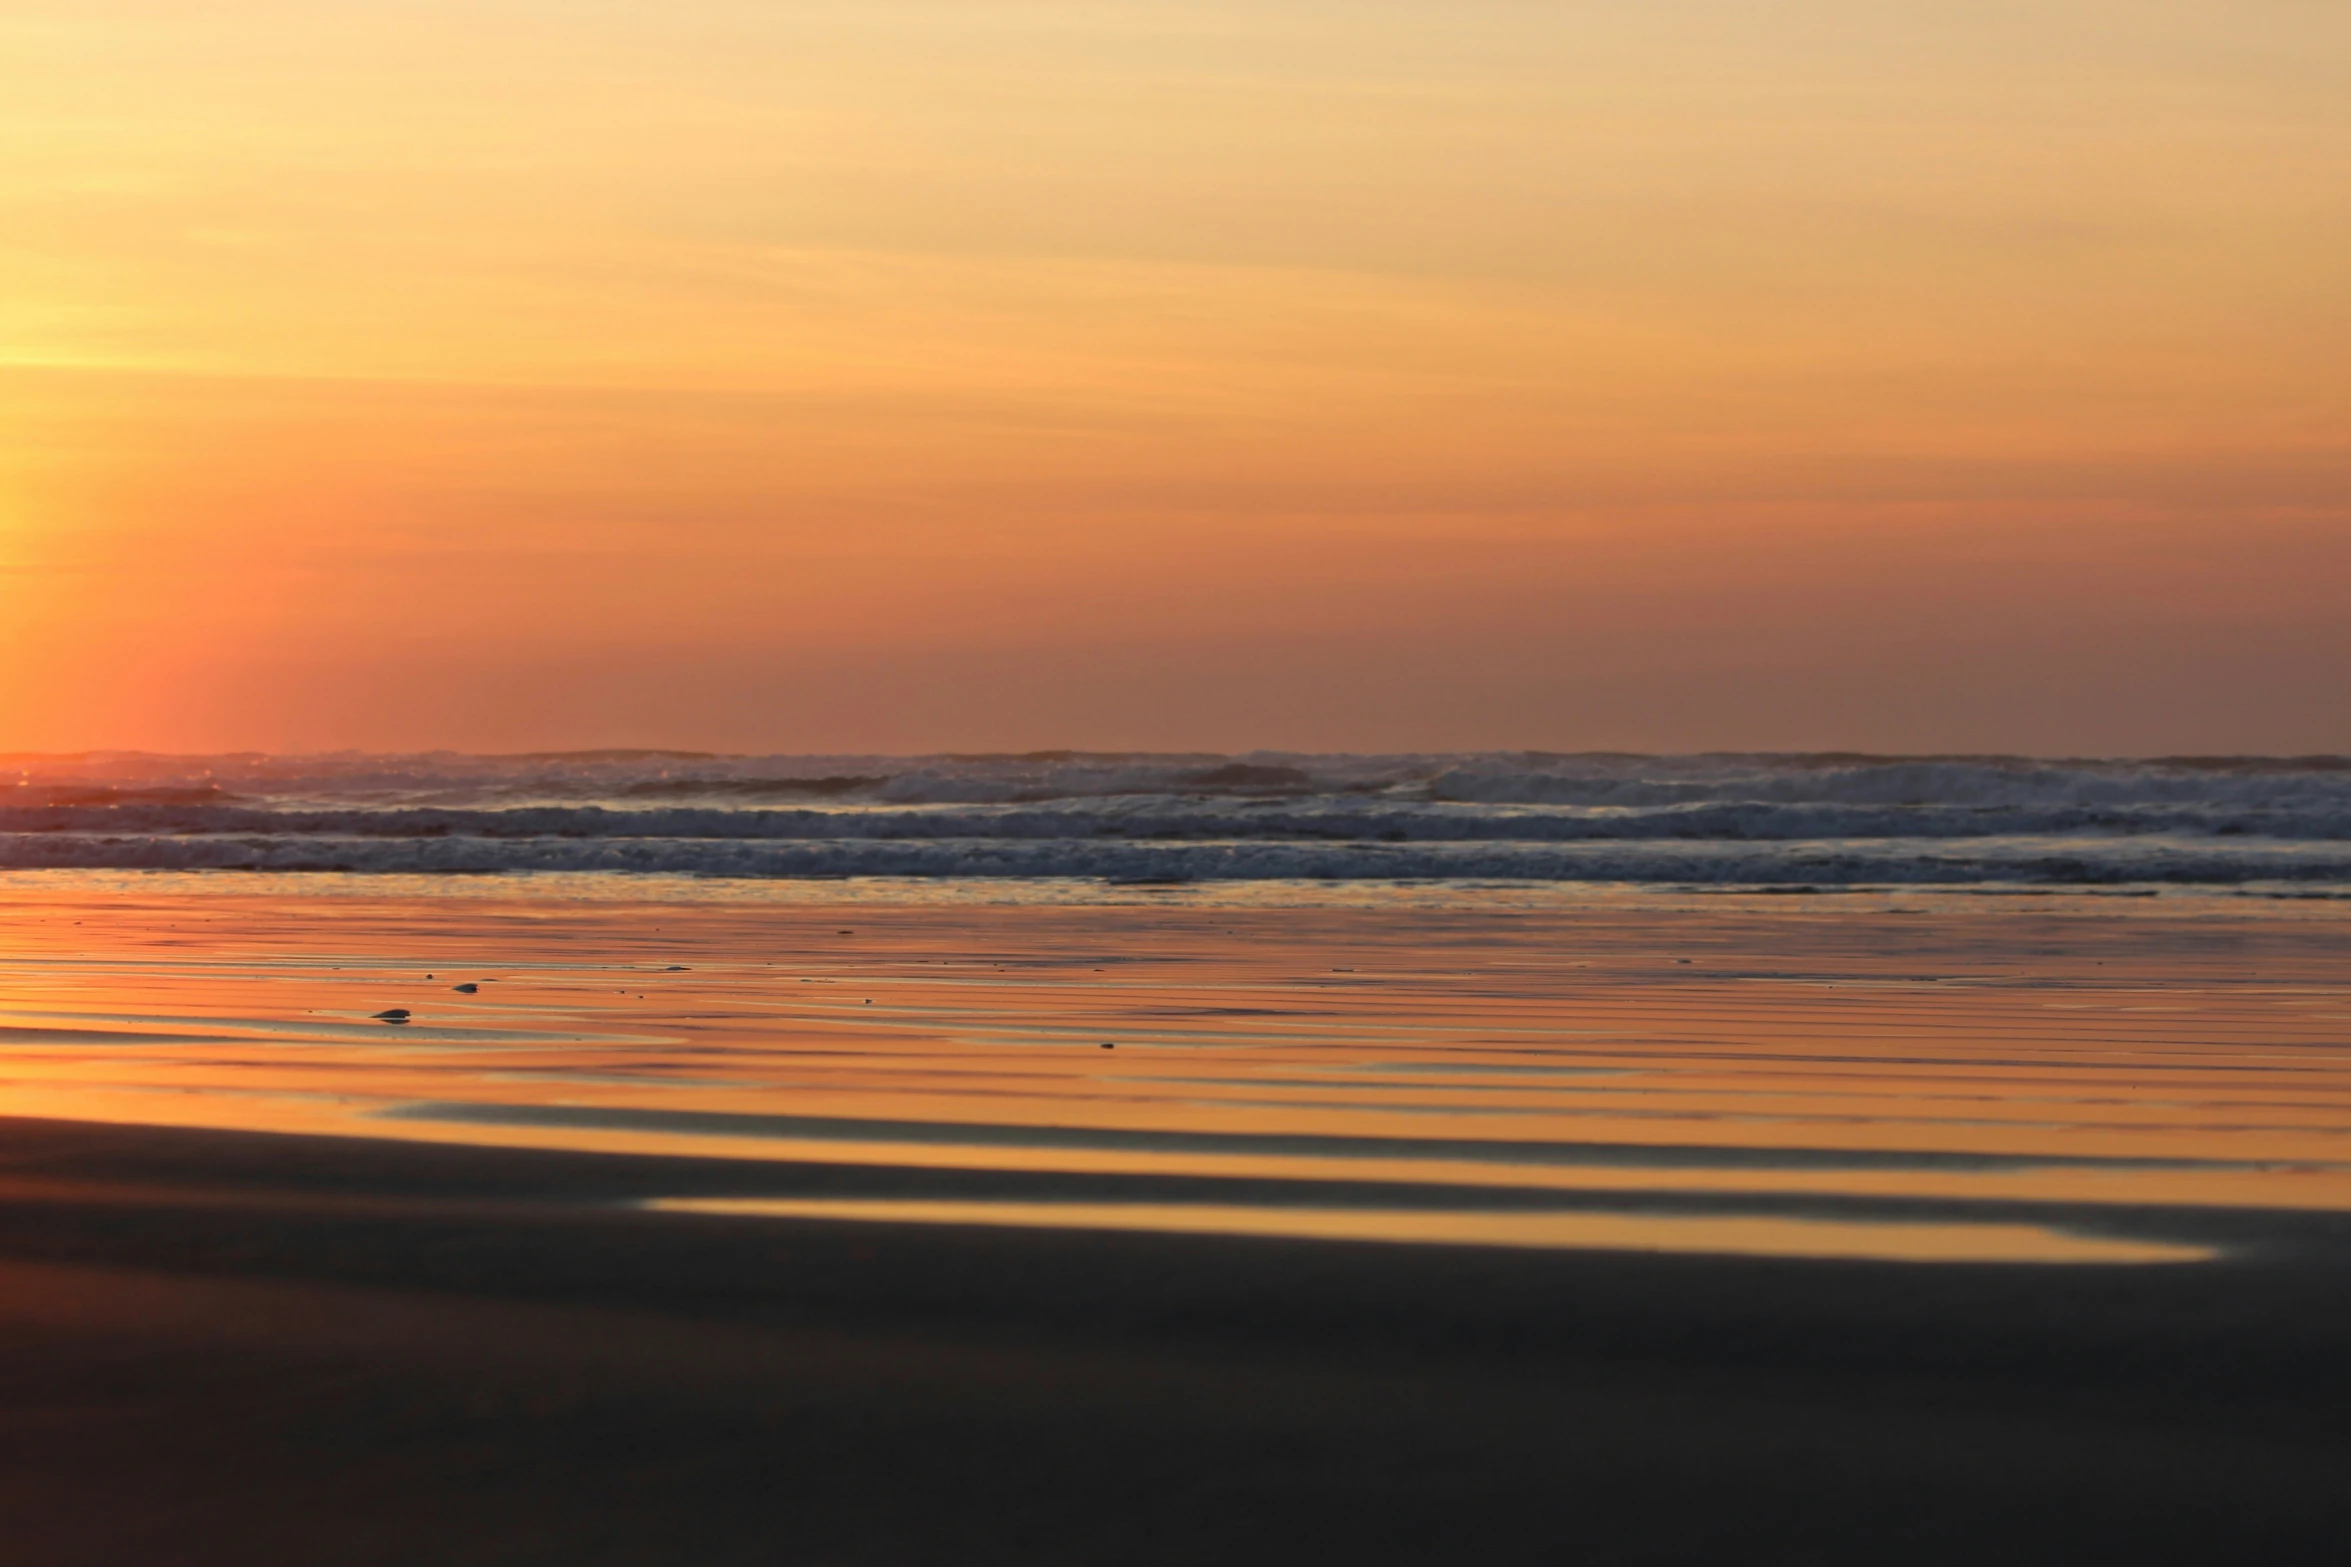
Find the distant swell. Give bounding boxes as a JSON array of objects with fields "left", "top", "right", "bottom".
[{"left": 2, "top": 801, "right": 2349, "bottom": 842}]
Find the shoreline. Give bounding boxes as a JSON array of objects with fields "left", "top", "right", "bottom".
[{"left": 3, "top": 882, "right": 2349, "bottom": 1559}]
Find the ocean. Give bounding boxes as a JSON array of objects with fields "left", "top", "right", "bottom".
[{"left": 5, "top": 749, "right": 2350, "bottom": 891}]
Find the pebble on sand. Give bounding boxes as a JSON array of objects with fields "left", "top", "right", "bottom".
[
  {"left": 452, "top": 983, "right": 479, "bottom": 993},
  {"left": 372, "top": 1008, "right": 412, "bottom": 1022}
]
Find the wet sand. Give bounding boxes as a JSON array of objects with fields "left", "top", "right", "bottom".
[
  {"left": 1, "top": 879, "right": 2348, "bottom": 1561},
  {"left": 0, "top": 1115, "right": 2346, "bottom": 1564}
]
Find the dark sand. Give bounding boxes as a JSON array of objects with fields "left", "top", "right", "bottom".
[{"left": 0, "top": 1114, "right": 2346, "bottom": 1565}]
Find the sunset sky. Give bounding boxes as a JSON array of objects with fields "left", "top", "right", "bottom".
[{"left": 3, "top": 1, "right": 2346, "bottom": 755}]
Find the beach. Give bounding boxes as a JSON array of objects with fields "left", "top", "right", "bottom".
[
  {"left": 0, "top": 873, "right": 2347, "bottom": 1561},
  {"left": 15, "top": 0, "right": 2350, "bottom": 1552}
]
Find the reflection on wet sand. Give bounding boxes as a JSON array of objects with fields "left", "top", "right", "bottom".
[
  {"left": 651, "top": 1197, "right": 2216, "bottom": 1264},
  {"left": 2, "top": 874, "right": 2348, "bottom": 1265}
]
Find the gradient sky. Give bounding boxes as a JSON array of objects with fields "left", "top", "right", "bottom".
[{"left": 3, "top": 1, "right": 2346, "bottom": 754}]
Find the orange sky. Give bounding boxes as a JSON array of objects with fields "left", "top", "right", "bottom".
[{"left": 3, "top": 1, "right": 2346, "bottom": 754}]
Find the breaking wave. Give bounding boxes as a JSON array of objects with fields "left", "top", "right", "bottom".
[{"left": 3, "top": 751, "right": 2348, "bottom": 887}]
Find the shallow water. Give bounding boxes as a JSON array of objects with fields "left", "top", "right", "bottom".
[{"left": 2, "top": 873, "right": 2346, "bottom": 1264}]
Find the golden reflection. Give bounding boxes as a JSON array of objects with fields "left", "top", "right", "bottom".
[
  {"left": 649, "top": 1198, "right": 2214, "bottom": 1266},
  {"left": 0, "top": 880, "right": 2347, "bottom": 1265}
]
